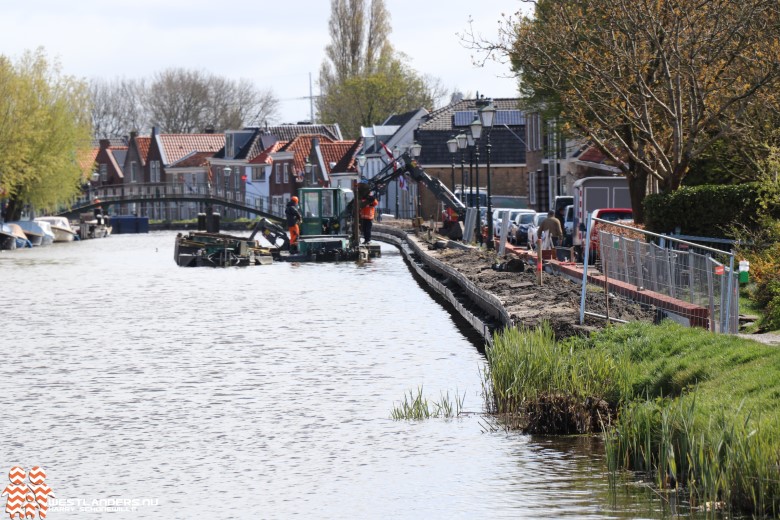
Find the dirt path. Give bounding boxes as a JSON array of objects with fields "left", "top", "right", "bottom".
[{"left": 419, "top": 239, "right": 657, "bottom": 339}]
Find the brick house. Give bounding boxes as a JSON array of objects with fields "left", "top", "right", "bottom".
[{"left": 414, "top": 98, "right": 528, "bottom": 219}]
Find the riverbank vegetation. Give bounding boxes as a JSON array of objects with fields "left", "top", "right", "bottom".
[
  {"left": 391, "top": 387, "right": 465, "bottom": 420},
  {"left": 484, "top": 321, "right": 780, "bottom": 516}
]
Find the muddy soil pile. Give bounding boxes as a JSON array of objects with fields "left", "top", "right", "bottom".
[{"left": 424, "top": 244, "right": 656, "bottom": 338}]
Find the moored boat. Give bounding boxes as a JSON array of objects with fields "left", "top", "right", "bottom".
[
  {"left": 9, "top": 221, "right": 44, "bottom": 246},
  {"left": 5, "top": 223, "right": 32, "bottom": 249},
  {"left": 35, "top": 216, "right": 78, "bottom": 242}
]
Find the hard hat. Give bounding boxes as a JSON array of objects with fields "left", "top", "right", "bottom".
[{"left": 291, "top": 196, "right": 298, "bottom": 203}]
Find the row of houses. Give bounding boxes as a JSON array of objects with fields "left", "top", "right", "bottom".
[{"left": 87, "top": 98, "right": 617, "bottom": 221}]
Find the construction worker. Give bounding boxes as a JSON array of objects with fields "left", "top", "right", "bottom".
[
  {"left": 537, "top": 210, "right": 563, "bottom": 248},
  {"left": 360, "top": 195, "right": 379, "bottom": 244},
  {"left": 285, "top": 196, "right": 302, "bottom": 253}
]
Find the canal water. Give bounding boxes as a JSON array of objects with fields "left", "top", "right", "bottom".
[{"left": 1, "top": 232, "right": 687, "bottom": 519}]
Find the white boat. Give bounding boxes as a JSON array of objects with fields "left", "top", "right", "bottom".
[
  {"left": 0, "top": 223, "right": 18, "bottom": 250},
  {"left": 34, "top": 220, "right": 55, "bottom": 246},
  {"left": 5, "top": 223, "right": 32, "bottom": 248},
  {"left": 9, "top": 221, "right": 44, "bottom": 246},
  {"left": 35, "top": 216, "right": 78, "bottom": 242}
]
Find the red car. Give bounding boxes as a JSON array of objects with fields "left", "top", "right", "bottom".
[{"left": 587, "top": 208, "right": 633, "bottom": 261}]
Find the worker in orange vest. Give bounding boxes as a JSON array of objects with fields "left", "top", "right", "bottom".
[
  {"left": 285, "top": 196, "right": 302, "bottom": 253},
  {"left": 360, "top": 195, "right": 379, "bottom": 244}
]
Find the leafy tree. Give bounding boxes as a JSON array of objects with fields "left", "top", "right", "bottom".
[
  {"left": 0, "top": 49, "right": 92, "bottom": 221},
  {"left": 318, "top": 0, "right": 445, "bottom": 137},
  {"left": 466, "top": 0, "right": 780, "bottom": 222}
]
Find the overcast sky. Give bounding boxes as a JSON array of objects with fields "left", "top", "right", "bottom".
[{"left": 1, "top": 1, "right": 529, "bottom": 125}]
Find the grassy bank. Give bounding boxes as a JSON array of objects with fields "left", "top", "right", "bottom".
[{"left": 484, "top": 321, "right": 780, "bottom": 516}]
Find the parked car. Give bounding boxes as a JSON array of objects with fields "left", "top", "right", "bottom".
[
  {"left": 493, "top": 208, "right": 534, "bottom": 238},
  {"left": 562, "top": 205, "right": 575, "bottom": 246},
  {"left": 586, "top": 207, "right": 634, "bottom": 262},
  {"left": 511, "top": 212, "right": 538, "bottom": 245},
  {"left": 522, "top": 212, "right": 549, "bottom": 248}
]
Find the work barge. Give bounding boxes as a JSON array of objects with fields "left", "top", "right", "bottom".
[{"left": 174, "top": 151, "right": 464, "bottom": 268}]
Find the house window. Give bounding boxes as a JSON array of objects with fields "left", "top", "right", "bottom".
[
  {"left": 131, "top": 161, "right": 138, "bottom": 183},
  {"left": 99, "top": 163, "right": 107, "bottom": 182},
  {"left": 225, "top": 134, "right": 234, "bottom": 159},
  {"left": 275, "top": 163, "right": 281, "bottom": 183},
  {"left": 529, "top": 171, "right": 537, "bottom": 205},
  {"left": 151, "top": 160, "right": 161, "bottom": 182},
  {"left": 252, "top": 167, "right": 266, "bottom": 182},
  {"left": 283, "top": 163, "right": 289, "bottom": 183}
]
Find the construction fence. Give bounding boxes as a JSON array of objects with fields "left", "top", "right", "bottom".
[{"left": 579, "top": 217, "right": 741, "bottom": 334}]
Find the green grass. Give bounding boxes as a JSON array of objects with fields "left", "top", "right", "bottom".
[
  {"left": 391, "top": 387, "right": 465, "bottom": 420},
  {"left": 485, "top": 321, "right": 780, "bottom": 516}
]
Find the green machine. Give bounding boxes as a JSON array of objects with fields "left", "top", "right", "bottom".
[{"left": 296, "top": 187, "right": 354, "bottom": 258}]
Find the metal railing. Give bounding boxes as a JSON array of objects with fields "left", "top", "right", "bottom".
[{"left": 580, "top": 217, "right": 740, "bottom": 333}]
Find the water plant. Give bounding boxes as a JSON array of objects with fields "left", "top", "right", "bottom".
[{"left": 391, "top": 387, "right": 465, "bottom": 420}]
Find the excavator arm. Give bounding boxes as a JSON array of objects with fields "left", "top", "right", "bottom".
[{"left": 351, "top": 152, "right": 466, "bottom": 217}]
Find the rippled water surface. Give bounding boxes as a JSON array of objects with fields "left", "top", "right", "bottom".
[{"left": 1, "top": 232, "right": 681, "bottom": 519}]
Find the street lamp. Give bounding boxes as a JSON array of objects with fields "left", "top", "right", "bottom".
[
  {"left": 479, "top": 100, "right": 496, "bottom": 249},
  {"left": 470, "top": 115, "right": 483, "bottom": 244},
  {"left": 223, "top": 166, "right": 232, "bottom": 219},
  {"left": 409, "top": 142, "right": 422, "bottom": 218},
  {"left": 456, "top": 133, "right": 467, "bottom": 203},
  {"left": 467, "top": 132, "right": 475, "bottom": 207},
  {"left": 446, "top": 136, "right": 458, "bottom": 193},
  {"left": 304, "top": 160, "right": 312, "bottom": 187}
]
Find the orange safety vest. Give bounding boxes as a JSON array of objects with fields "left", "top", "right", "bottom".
[{"left": 360, "top": 199, "right": 378, "bottom": 220}]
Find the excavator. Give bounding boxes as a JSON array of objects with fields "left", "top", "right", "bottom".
[
  {"left": 175, "top": 151, "right": 465, "bottom": 265},
  {"left": 254, "top": 151, "right": 466, "bottom": 261}
]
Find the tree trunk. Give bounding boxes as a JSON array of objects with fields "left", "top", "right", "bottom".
[
  {"left": 628, "top": 170, "right": 648, "bottom": 224},
  {"left": 2, "top": 197, "right": 23, "bottom": 222}
]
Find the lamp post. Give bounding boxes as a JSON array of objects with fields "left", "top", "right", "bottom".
[
  {"left": 479, "top": 100, "right": 496, "bottom": 249},
  {"left": 456, "top": 133, "right": 467, "bottom": 202},
  {"left": 467, "top": 132, "right": 474, "bottom": 207},
  {"left": 223, "top": 166, "right": 232, "bottom": 220},
  {"left": 409, "top": 141, "right": 422, "bottom": 219},
  {"left": 447, "top": 136, "right": 458, "bottom": 195},
  {"left": 470, "top": 116, "right": 483, "bottom": 244}
]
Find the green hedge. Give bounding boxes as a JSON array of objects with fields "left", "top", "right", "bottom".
[{"left": 643, "top": 183, "right": 771, "bottom": 237}]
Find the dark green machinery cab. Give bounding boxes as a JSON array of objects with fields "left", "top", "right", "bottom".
[{"left": 299, "top": 187, "right": 352, "bottom": 237}]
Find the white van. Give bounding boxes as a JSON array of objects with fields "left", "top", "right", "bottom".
[{"left": 572, "top": 176, "right": 631, "bottom": 246}]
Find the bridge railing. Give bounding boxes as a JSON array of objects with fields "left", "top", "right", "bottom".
[{"left": 78, "top": 182, "right": 286, "bottom": 218}]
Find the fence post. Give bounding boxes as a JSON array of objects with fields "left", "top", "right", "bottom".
[
  {"left": 706, "top": 256, "right": 715, "bottom": 332},
  {"left": 689, "top": 250, "right": 695, "bottom": 304},
  {"left": 622, "top": 236, "right": 630, "bottom": 283},
  {"left": 635, "top": 240, "right": 644, "bottom": 290},
  {"left": 579, "top": 213, "right": 593, "bottom": 325},
  {"left": 725, "top": 253, "right": 736, "bottom": 334},
  {"left": 668, "top": 248, "right": 677, "bottom": 299},
  {"left": 650, "top": 244, "right": 659, "bottom": 292}
]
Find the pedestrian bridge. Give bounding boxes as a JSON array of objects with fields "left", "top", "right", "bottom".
[{"left": 59, "top": 182, "right": 284, "bottom": 222}]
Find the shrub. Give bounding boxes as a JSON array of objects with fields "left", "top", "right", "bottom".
[{"left": 643, "top": 184, "right": 771, "bottom": 237}]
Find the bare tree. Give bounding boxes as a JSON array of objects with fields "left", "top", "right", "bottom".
[
  {"left": 318, "top": 0, "right": 445, "bottom": 136},
  {"left": 90, "top": 77, "right": 147, "bottom": 138},
  {"left": 144, "top": 68, "right": 279, "bottom": 133}
]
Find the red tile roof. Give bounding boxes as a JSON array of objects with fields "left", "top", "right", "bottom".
[
  {"left": 248, "top": 141, "right": 287, "bottom": 165},
  {"left": 280, "top": 134, "right": 336, "bottom": 174},
  {"left": 159, "top": 134, "right": 225, "bottom": 165},
  {"left": 135, "top": 137, "right": 151, "bottom": 165},
  {"left": 78, "top": 147, "right": 99, "bottom": 173},
  {"left": 578, "top": 144, "right": 625, "bottom": 166},
  {"left": 169, "top": 151, "right": 215, "bottom": 168},
  {"left": 321, "top": 141, "right": 358, "bottom": 173}
]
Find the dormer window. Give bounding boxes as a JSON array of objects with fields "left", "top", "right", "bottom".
[
  {"left": 225, "top": 134, "right": 234, "bottom": 159},
  {"left": 99, "top": 163, "right": 107, "bottom": 182}
]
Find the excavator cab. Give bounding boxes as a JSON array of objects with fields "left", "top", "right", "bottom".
[{"left": 299, "top": 187, "right": 352, "bottom": 237}]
